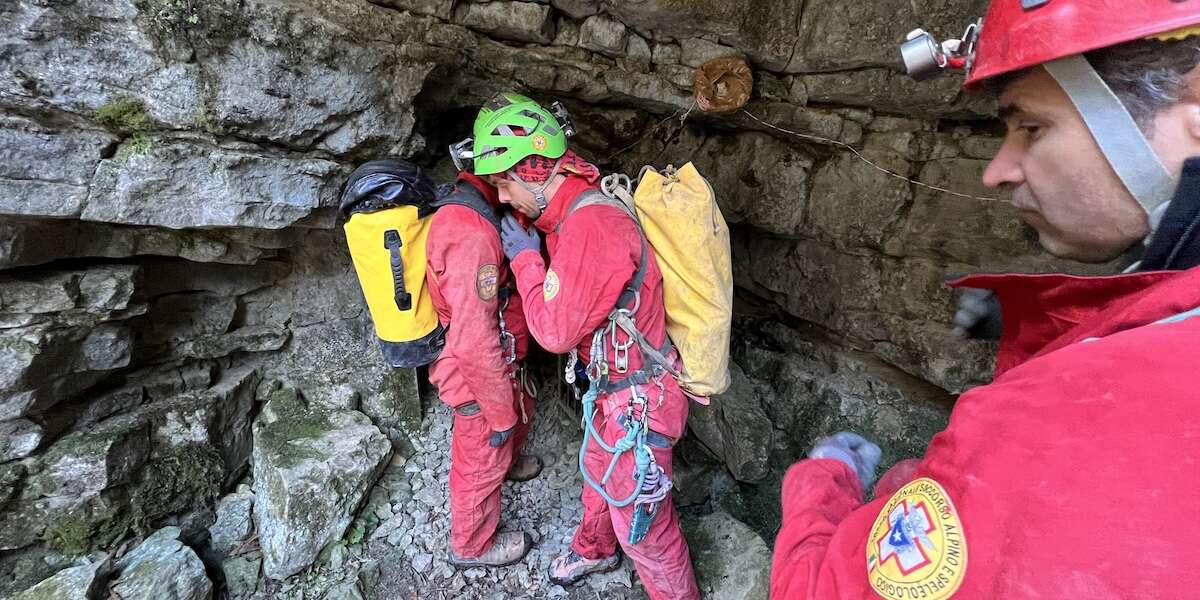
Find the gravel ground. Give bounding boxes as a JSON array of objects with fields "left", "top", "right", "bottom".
[{"left": 365, "top": 398, "right": 652, "bottom": 600}]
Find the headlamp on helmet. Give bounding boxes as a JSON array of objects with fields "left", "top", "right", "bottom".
[
  {"left": 449, "top": 138, "right": 474, "bottom": 172},
  {"left": 900, "top": 20, "right": 981, "bottom": 81},
  {"left": 548, "top": 101, "right": 577, "bottom": 139}
]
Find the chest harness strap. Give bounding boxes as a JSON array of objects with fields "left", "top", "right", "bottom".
[{"left": 558, "top": 177, "right": 678, "bottom": 544}]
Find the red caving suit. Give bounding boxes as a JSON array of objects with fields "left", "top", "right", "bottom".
[
  {"left": 771, "top": 267, "right": 1200, "bottom": 599},
  {"left": 426, "top": 173, "right": 533, "bottom": 558},
  {"left": 509, "top": 175, "right": 700, "bottom": 600}
]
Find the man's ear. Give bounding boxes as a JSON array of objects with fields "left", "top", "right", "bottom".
[{"left": 1184, "top": 67, "right": 1200, "bottom": 142}]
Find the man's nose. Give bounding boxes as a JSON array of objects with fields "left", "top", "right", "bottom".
[{"left": 982, "top": 136, "right": 1026, "bottom": 190}]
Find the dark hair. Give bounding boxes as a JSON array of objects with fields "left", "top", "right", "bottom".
[{"left": 1087, "top": 37, "right": 1200, "bottom": 134}]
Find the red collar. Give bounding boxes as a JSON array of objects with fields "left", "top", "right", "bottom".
[
  {"left": 533, "top": 175, "right": 595, "bottom": 234},
  {"left": 951, "top": 267, "right": 1200, "bottom": 378}
]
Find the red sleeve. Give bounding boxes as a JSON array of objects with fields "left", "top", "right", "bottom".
[
  {"left": 770, "top": 458, "right": 864, "bottom": 600},
  {"left": 509, "top": 207, "right": 637, "bottom": 354},
  {"left": 428, "top": 208, "right": 517, "bottom": 431}
]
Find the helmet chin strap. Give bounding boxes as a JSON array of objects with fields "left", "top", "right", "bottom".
[
  {"left": 507, "top": 156, "right": 566, "bottom": 218},
  {"left": 1043, "top": 55, "right": 1178, "bottom": 234}
]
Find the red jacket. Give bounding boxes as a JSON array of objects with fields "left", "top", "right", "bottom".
[
  {"left": 772, "top": 267, "right": 1200, "bottom": 600},
  {"left": 510, "top": 175, "right": 689, "bottom": 438},
  {"left": 426, "top": 174, "right": 529, "bottom": 432}
]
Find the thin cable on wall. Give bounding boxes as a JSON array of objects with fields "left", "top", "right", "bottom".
[
  {"left": 738, "top": 109, "right": 998, "bottom": 202},
  {"left": 604, "top": 56, "right": 999, "bottom": 202}
]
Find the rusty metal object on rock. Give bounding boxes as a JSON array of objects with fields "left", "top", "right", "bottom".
[{"left": 692, "top": 57, "right": 753, "bottom": 113}]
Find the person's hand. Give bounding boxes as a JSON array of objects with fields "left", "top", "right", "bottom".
[
  {"left": 952, "top": 287, "right": 1002, "bottom": 339},
  {"left": 489, "top": 426, "right": 515, "bottom": 448},
  {"left": 500, "top": 214, "right": 540, "bottom": 261},
  {"left": 809, "top": 432, "right": 882, "bottom": 490}
]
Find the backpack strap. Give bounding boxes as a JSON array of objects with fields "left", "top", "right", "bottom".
[
  {"left": 429, "top": 182, "right": 503, "bottom": 233},
  {"left": 557, "top": 185, "right": 681, "bottom": 385},
  {"left": 557, "top": 188, "right": 648, "bottom": 312}
]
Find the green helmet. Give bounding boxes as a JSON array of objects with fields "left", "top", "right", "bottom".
[{"left": 470, "top": 92, "right": 567, "bottom": 175}]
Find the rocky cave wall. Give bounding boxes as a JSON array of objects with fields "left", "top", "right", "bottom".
[{"left": 0, "top": 0, "right": 1104, "bottom": 595}]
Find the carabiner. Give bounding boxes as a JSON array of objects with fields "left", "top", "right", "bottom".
[{"left": 500, "top": 331, "right": 517, "bottom": 365}]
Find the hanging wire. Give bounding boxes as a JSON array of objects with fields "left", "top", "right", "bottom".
[
  {"left": 738, "top": 109, "right": 999, "bottom": 201},
  {"left": 601, "top": 98, "right": 999, "bottom": 202},
  {"left": 602, "top": 101, "right": 697, "bottom": 164}
]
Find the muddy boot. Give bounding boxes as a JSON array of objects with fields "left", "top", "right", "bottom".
[
  {"left": 506, "top": 455, "right": 544, "bottom": 482},
  {"left": 547, "top": 550, "right": 621, "bottom": 586},
  {"left": 448, "top": 531, "right": 534, "bottom": 568}
]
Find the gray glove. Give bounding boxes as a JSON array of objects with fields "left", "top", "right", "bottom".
[
  {"left": 489, "top": 426, "right": 514, "bottom": 448},
  {"left": 809, "top": 432, "right": 882, "bottom": 490},
  {"left": 953, "top": 287, "right": 1002, "bottom": 340},
  {"left": 500, "top": 215, "right": 540, "bottom": 261}
]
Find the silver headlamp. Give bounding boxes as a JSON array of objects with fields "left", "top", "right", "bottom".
[
  {"left": 548, "top": 101, "right": 576, "bottom": 138},
  {"left": 448, "top": 138, "right": 474, "bottom": 172},
  {"left": 900, "top": 20, "right": 981, "bottom": 80}
]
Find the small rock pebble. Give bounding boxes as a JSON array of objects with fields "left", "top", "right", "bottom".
[{"left": 364, "top": 403, "right": 648, "bottom": 599}]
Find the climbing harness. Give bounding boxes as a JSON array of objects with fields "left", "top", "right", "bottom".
[
  {"left": 498, "top": 289, "right": 535, "bottom": 424},
  {"left": 565, "top": 176, "right": 677, "bottom": 544},
  {"left": 498, "top": 291, "right": 517, "bottom": 367}
]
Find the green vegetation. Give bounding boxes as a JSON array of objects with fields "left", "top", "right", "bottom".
[
  {"left": 116, "top": 133, "right": 153, "bottom": 162},
  {"left": 94, "top": 97, "right": 151, "bottom": 132},
  {"left": 192, "top": 104, "right": 220, "bottom": 134},
  {"left": 133, "top": 0, "right": 202, "bottom": 32},
  {"left": 96, "top": 98, "right": 156, "bottom": 161}
]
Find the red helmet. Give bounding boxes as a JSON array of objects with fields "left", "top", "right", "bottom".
[
  {"left": 902, "top": 1, "right": 1200, "bottom": 87},
  {"left": 901, "top": 1, "right": 1200, "bottom": 227},
  {"left": 968, "top": 1, "right": 1200, "bottom": 88}
]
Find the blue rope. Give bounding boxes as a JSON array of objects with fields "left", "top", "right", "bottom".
[{"left": 578, "top": 385, "right": 649, "bottom": 508}]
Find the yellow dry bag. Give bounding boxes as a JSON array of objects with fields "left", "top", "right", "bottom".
[
  {"left": 341, "top": 159, "right": 503, "bottom": 367},
  {"left": 344, "top": 205, "right": 442, "bottom": 367},
  {"left": 632, "top": 163, "right": 733, "bottom": 397}
]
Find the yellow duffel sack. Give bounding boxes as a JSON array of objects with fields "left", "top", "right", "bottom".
[
  {"left": 344, "top": 205, "right": 442, "bottom": 367},
  {"left": 633, "top": 163, "right": 732, "bottom": 397}
]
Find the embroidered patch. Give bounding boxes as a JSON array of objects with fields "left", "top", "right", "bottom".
[
  {"left": 531, "top": 134, "right": 548, "bottom": 151},
  {"left": 543, "top": 269, "right": 560, "bottom": 302},
  {"left": 476, "top": 264, "right": 499, "bottom": 300},
  {"left": 867, "top": 478, "right": 967, "bottom": 600}
]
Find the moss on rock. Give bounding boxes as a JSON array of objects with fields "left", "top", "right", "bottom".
[
  {"left": 256, "top": 414, "right": 335, "bottom": 469},
  {"left": 115, "top": 133, "right": 153, "bottom": 162},
  {"left": 130, "top": 444, "right": 224, "bottom": 531},
  {"left": 94, "top": 98, "right": 151, "bottom": 132},
  {"left": 42, "top": 500, "right": 131, "bottom": 557}
]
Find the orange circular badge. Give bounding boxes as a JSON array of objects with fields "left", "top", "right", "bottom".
[
  {"left": 866, "top": 478, "right": 967, "bottom": 600},
  {"left": 543, "top": 269, "right": 560, "bottom": 302}
]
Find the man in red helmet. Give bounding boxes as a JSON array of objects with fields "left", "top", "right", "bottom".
[
  {"left": 425, "top": 172, "right": 542, "bottom": 568},
  {"left": 772, "top": 3, "right": 1200, "bottom": 599}
]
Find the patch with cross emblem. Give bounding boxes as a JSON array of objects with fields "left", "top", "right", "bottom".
[
  {"left": 867, "top": 478, "right": 967, "bottom": 599},
  {"left": 543, "top": 269, "right": 560, "bottom": 302}
]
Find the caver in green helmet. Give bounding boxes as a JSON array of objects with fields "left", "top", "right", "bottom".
[{"left": 469, "top": 92, "right": 567, "bottom": 175}]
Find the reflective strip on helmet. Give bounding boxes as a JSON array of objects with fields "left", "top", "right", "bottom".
[{"left": 1044, "top": 55, "right": 1177, "bottom": 225}]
